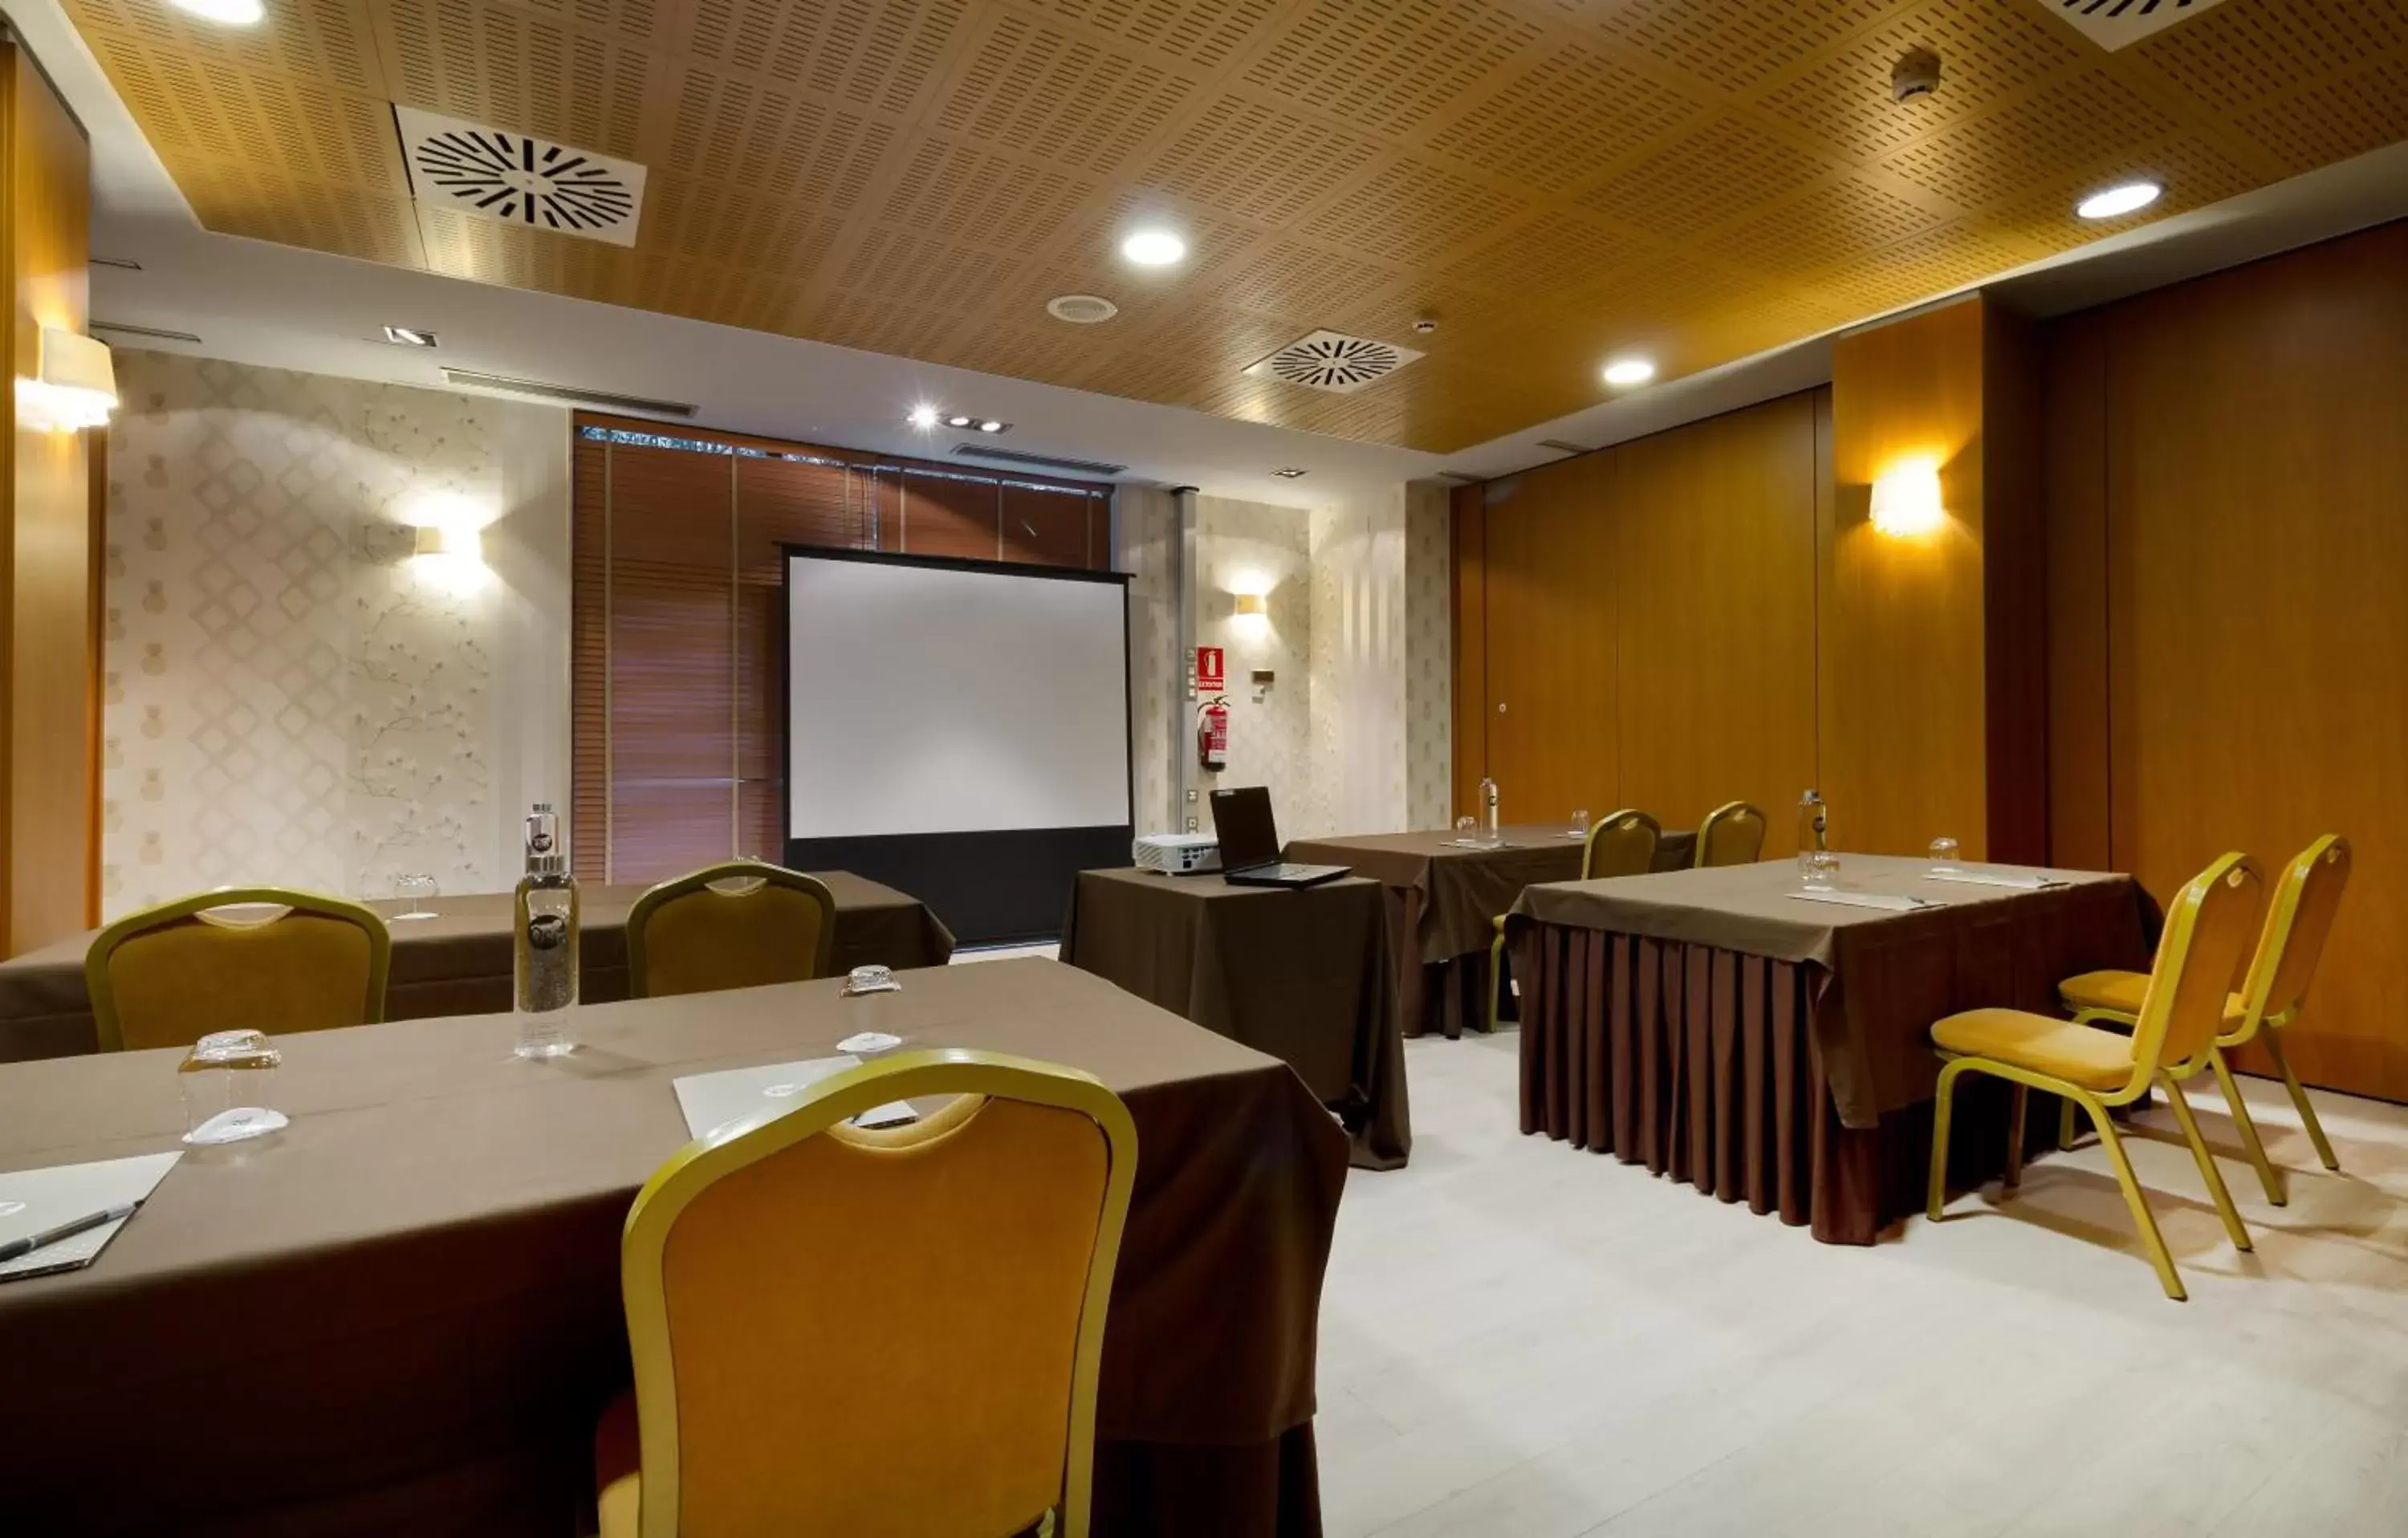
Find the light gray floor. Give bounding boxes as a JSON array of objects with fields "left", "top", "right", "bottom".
[{"left": 1317, "top": 1027, "right": 2408, "bottom": 1537}]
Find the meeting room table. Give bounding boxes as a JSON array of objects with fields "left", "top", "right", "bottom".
[
  {"left": 1507, "top": 854, "right": 2154, "bottom": 1245},
  {"left": 0, "top": 869, "right": 956, "bottom": 1063},
  {"left": 0, "top": 958, "right": 1346, "bottom": 1537},
  {"left": 1283, "top": 824, "right": 1696, "bottom": 1040},
  {"left": 1060, "top": 866, "right": 1408, "bottom": 1170}
]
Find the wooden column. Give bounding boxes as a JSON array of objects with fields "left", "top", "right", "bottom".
[
  {"left": 1819, "top": 295, "right": 2044, "bottom": 863},
  {"left": 1, "top": 38, "right": 97, "bottom": 950}
]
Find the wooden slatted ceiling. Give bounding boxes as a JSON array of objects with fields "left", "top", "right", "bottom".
[{"left": 63, "top": 0, "right": 2408, "bottom": 453}]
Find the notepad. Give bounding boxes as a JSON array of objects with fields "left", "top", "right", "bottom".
[
  {"left": 673, "top": 1056, "right": 917, "bottom": 1142},
  {"left": 1785, "top": 890, "right": 1934, "bottom": 912},
  {"left": 1924, "top": 870, "right": 2064, "bottom": 890},
  {"left": 0, "top": 1150, "right": 181, "bottom": 1283}
]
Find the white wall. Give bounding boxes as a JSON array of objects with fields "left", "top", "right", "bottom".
[{"left": 100, "top": 352, "right": 570, "bottom": 916}]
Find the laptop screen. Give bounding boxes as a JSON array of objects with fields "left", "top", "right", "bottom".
[{"left": 1208, "top": 786, "right": 1281, "bottom": 870}]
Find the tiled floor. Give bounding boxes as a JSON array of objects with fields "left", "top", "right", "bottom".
[{"left": 1317, "top": 1028, "right": 2408, "bottom": 1537}]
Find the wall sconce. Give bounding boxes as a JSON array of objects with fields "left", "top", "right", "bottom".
[
  {"left": 413, "top": 524, "right": 482, "bottom": 563},
  {"left": 1869, "top": 458, "right": 1946, "bottom": 537},
  {"left": 1233, "top": 592, "right": 1267, "bottom": 617},
  {"left": 17, "top": 328, "right": 118, "bottom": 432}
]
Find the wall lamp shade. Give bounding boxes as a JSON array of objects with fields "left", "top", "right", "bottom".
[
  {"left": 413, "top": 523, "right": 483, "bottom": 562},
  {"left": 18, "top": 328, "right": 118, "bottom": 432},
  {"left": 1233, "top": 592, "right": 1267, "bottom": 616},
  {"left": 1869, "top": 459, "right": 1946, "bottom": 537}
]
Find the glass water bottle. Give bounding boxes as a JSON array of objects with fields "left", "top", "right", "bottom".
[
  {"left": 1479, "top": 777, "right": 1501, "bottom": 842},
  {"left": 1796, "top": 790, "right": 1829, "bottom": 884},
  {"left": 513, "top": 802, "right": 580, "bottom": 1059}
]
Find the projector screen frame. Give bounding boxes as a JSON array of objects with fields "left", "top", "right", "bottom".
[{"left": 776, "top": 543, "right": 1135, "bottom": 946}]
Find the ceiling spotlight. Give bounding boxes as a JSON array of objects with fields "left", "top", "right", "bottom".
[
  {"left": 1602, "top": 356, "right": 1657, "bottom": 388},
  {"left": 2076, "top": 180, "right": 2162, "bottom": 220},
  {"left": 907, "top": 403, "right": 939, "bottom": 429},
  {"left": 976, "top": 420, "right": 1007, "bottom": 433},
  {"left": 1121, "top": 229, "right": 1187, "bottom": 267},
  {"left": 169, "top": 0, "right": 264, "bottom": 22},
  {"left": 381, "top": 325, "right": 439, "bottom": 348},
  {"left": 944, "top": 413, "right": 974, "bottom": 429},
  {"left": 1271, "top": 467, "right": 1308, "bottom": 478}
]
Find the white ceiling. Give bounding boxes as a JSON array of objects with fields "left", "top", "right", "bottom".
[{"left": 11, "top": 0, "right": 2408, "bottom": 506}]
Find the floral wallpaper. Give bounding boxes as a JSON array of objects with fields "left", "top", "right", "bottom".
[
  {"left": 101, "top": 352, "right": 569, "bottom": 918},
  {"left": 1196, "top": 494, "right": 1316, "bottom": 830},
  {"left": 1116, "top": 484, "right": 1181, "bottom": 835},
  {"left": 1402, "top": 479, "right": 1454, "bottom": 828}
]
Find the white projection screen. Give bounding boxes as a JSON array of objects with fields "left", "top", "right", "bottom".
[{"left": 783, "top": 549, "right": 1132, "bottom": 943}]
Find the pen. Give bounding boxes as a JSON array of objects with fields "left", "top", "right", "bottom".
[{"left": 0, "top": 1202, "right": 140, "bottom": 1263}]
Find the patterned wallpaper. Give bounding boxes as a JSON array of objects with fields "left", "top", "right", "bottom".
[
  {"left": 1308, "top": 494, "right": 1406, "bottom": 836},
  {"left": 1196, "top": 494, "right": 1316, "bottom": 831},
  {"left": 101, "top": 352, "right": 570, "bottom": 918},
  {"left": 1402, "top": 479, "right": 1454, "bottom": 828},
  {"left": 1115, "top": 484, "right": 1180, "bottom": 835}
]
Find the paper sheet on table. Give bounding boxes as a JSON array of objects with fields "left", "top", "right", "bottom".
[
  {"left": 1924, "top": 870, "right": 2064, "bottom": 890},
  {"left": 673, "top": 1055, "right": 917, "bottom": 1141},
  {"left": 0, "top": 1150, "right": 181, "bottom": 1283},
  {"left": 1785, "top": 889, "right": 1933, "bottom": 912}
]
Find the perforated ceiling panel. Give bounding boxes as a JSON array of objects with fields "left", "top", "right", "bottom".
[{"left": 58, "top": 0, "right": 2408, "bottom": 453}]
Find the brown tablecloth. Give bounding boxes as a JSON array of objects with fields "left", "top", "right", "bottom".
[
  {"left": 0, "top": 871, "right": 956, "bottom": 1063},
  {"left": 1285, "top": 827, "right": 1695, "bottom": 1040},
  {"left": 0, "top": 958, "right": 1344, "bottom": 1537},
  {"left": 1061, "top": 868, "right": 1406, "bottom": 1170},
  {"left": 1509, "top": 856, "right": 2154, "bottom": 1245}
]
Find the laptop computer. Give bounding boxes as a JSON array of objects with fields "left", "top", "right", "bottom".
[{"left": 1210, "top": 787, "right": 1350, "bottom": 889}]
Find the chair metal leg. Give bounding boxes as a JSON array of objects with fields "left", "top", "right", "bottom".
[
  {"left": 2003, "top": 1082, "right": 2028, "bottom": 1194},
  {"left": 2056, "top": 1096, "right": 2078, "bottom": 1152},
  {"left": 2162, "top": 1074, "right": 2253, "bottom": 1254},
  {"left": 1484, "top": 928, "right": 1506, "bottom": 1034},
  {"left": 1928, "top": 1059, "right": 1966, "bottom": 1220},
  {"left": 2264, "top": 1028, "right": 2341, "bottom": 1172},
  {"left": 2085, "top": 1095, "right": 2187, "bottom": 1302},
  {"left": 2207, "top": 1047, "right": 2284, "bottom": 1206}
]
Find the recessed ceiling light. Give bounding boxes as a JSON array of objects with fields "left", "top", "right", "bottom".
[
  {"left": 1271, "top": 467, "right": 1308, "bottom": 478},
  {"left": 1601, "top": 356, "right": 1656, "bottom": 388},
  {"left": 907, "top": 404, "right": 939, "bottom": 429},
  {"left": 381, "top": 325, "right": 439, "bottom": 348},
  {"left": 169, "top": 0, "right": 264, "bottom": 23},
  {"left": 976, "top": 420, "right": 1007, "bottom": 433},
  {"left": 944, "top": 414, "right": 974, "bottom": 429},
  {"left": 1121, "top": 229, "right": 1186, "bottom": 267},
  {"left": 2076, "top": 181, "right": 2162, "bottom": 220}
]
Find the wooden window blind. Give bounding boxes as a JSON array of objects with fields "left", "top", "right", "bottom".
[{"left": 569, "top": 413, "right": 1112, "bottom": 884}]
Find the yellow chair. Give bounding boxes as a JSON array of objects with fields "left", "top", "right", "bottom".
[
  {"left": 1693, "top": 800, "right": 1767, "bottom": 868},
  {"left": 624, "top": 860, "right": 839, "bottom": 999},
  {"left": 1926, "top": 852, "right": 2264, "bottom": 1301},
  {"left": 598, "top": 1048, "right": 1137, "bottom": 1538},
  {"left": 85, "top": 886, "right": 390, "bottom": 1052},
  {"left": 1486, "top": 809, "right": 1661, "bottom": 1034},
  {"left": 2058, "top": 835, "right": 2352, "bottom": 1202}
]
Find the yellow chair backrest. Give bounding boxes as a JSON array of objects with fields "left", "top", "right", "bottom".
[
  {"left": 625, "top": 861, "right": 838, "bottom": 999},
  {"left": 620, "top": 1048, "right": 1137, "bottom": 1538},
  {"left": 1694, "top": 801, "right": 1767, "bottom": 868},
  {"left": 2127, "top": 852, "right": 2264, "bottom": 1084},
  {"left": 2239, "top": 835, "right": 2351, "bottom": 1031},
  {"left": 85, "top": 886, "right": 390, "bottom": 1053},
  {"left": 1583, "top": 809, "right": 1662, "bottom": 880}
]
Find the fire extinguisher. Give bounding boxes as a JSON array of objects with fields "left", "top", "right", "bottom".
[{"left": 1197, "top": 695, "right": 1229, "bottom": 773}]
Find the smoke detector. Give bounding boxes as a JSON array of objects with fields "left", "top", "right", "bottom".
[
  {"left": 1891, "top": 48, "right": 1941, "bottom": 103},
  {"left": 1047, "top": 294, "right": 1119, "bottom": 324},
  {"left": 395, "top": 107, "right": 646, "bottom": 246},
  {"left": 1243, "top": 329, "right": 1424, "bottom": 394}
]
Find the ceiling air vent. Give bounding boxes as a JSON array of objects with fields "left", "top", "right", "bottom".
[
  {"left": 1243, "top": 329, "right": 1423, "bottom": 394},
  {"left": 396, "top": 107, "right": 647, "bottom": 246},
  {"left": 950, "top": 444, "right": 1128, "bottom": 478},
  {"left": 441, "top": 368, "right": 694, "bottom": 417},
  {"left": 2048, "top": 0, "right": 2231, "bottom": 51}
]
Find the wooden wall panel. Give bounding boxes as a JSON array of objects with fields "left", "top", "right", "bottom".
[
  {"left": 1613, "top": 393, "right": 1820, "bottom": 850},
  {"left": 2043, "top": 312, "right": 2113, "bottom": 873},
  {"left": 1448, "top": 482, "right": 1487, "bottom": 821},
  {"left": 2, "top": 46, "right": 94, "bottom": 953},
  {"left": 2078, "top": 221, "right": 2408, "bottom": 1101},
  {"left": 1479, "top": 455, "right": 1617, "bottom": 825},
  {"left": 1821, "top": 298, "right": 1994, "bottom": 860}
]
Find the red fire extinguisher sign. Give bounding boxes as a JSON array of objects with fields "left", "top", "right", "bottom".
[{"left": 1196, "top": 645, "right": 1225, "bottom": 693}]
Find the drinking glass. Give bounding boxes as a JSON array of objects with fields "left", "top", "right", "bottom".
[
  {"left": 1569, "top": 808, "right": 1590, "bottom": 840},
  {"left": 179, "top": 1029, "right": 288, "bottom": 1145},
  {"left": 1804, "top": 850, "right": 1843, "bottom": 889},
  {"left": 393, "top": 872, "right": 439, "bottom": 922},
  {"left": 1928, "top": 836, "right": 1961, "bottom": 873}
]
